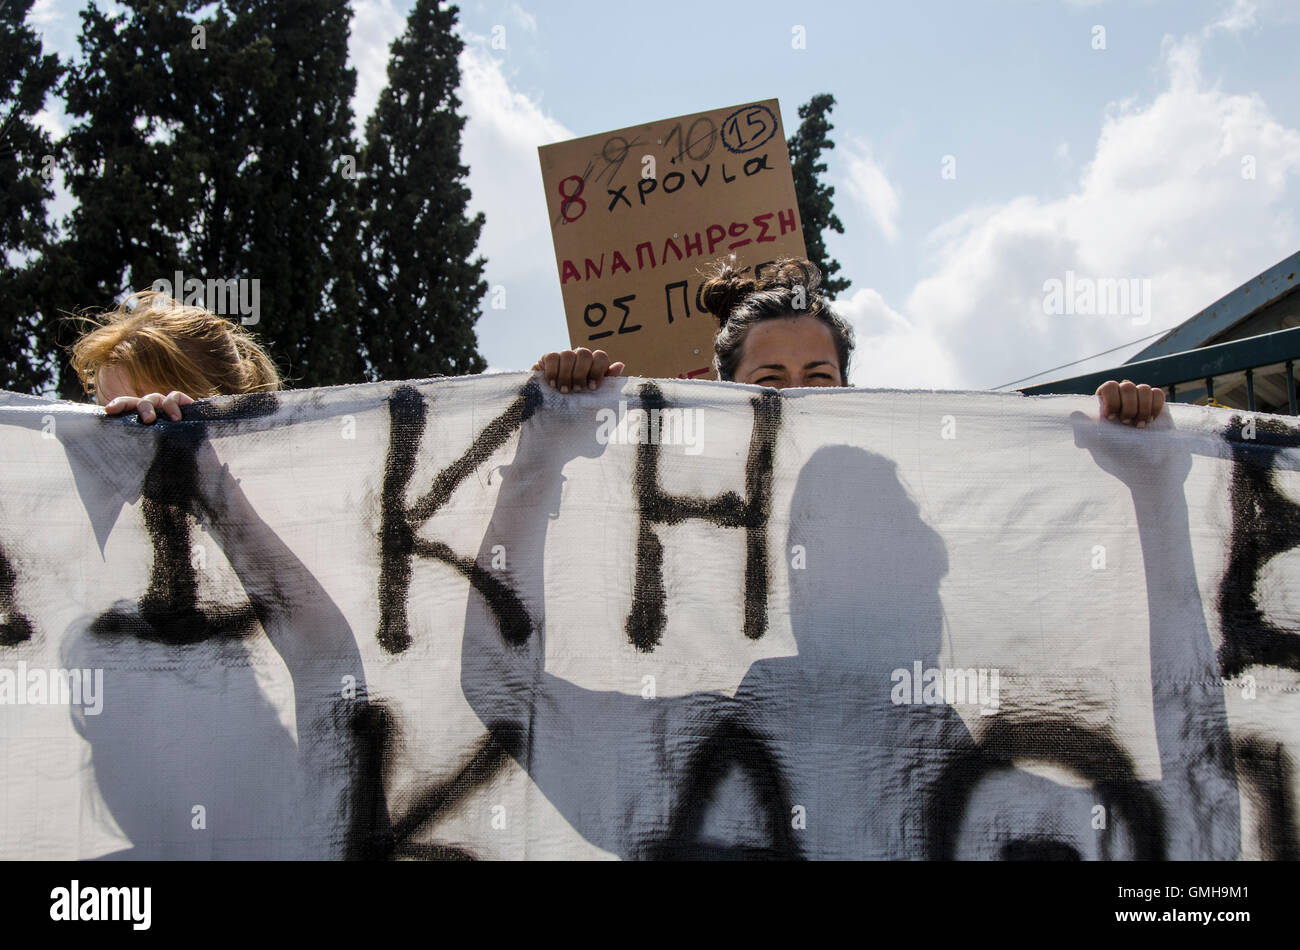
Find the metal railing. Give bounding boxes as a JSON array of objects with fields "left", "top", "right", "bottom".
[{"left": 1018, "top": 324, "right": 1300, "bottom": 415}]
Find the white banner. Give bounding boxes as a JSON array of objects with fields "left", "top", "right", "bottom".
[{"left": 0, "top": 374, "right": 1296, "bottom": 860}]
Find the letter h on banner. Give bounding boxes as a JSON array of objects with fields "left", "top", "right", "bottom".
[{"left": 625, "top": 382, "right": 781, "bottom": 651}]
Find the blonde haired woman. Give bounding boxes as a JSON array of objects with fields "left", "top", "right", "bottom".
[{"left": 71, "top": 291, "right": 282, "bottom": 423}]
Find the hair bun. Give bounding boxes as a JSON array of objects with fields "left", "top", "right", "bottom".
[
  {"left": 698, "top": 263, "right": 758, "bottom": 326},
  {"left": 699, "top": 257, "right": 824, "bottom": 325}
]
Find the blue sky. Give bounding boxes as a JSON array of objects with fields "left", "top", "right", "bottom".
[{"left": 27, "top": 0, "right": 1300, "bottom": 389}]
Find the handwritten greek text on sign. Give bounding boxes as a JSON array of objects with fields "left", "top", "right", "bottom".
[{"left": 540, "top": 101, "right": 808, "bottom": 380}]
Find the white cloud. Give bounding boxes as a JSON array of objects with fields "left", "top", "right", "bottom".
[
  {"left": 1206, "top": 0, "right": 1257, "bottom": 36},
  {"left": 836, "top": 288, "right": 962, "bottom": 392},
  {"left": 456, "top": 41, "right": 574, "bottom": 366},
  {"left": 348, "top": 0, "right": 407, "bottom": 137},
  {"left": 853, "top": 20, "right": 1300, "bottom": 390},
  {"left": 28, "top": 0, "right": 60, "bottom": 26},
  {"left": 33, "top": 108, "right": 64, "bottom": 139},
  {"left": 843, "top": 139, "right": 902, "bottom": 243},
  {"left": 508, "top": 2, "right": 538, "bottom": 34},
  {"left": 458, "top": 42, "right": 569, "bottom": 156}
]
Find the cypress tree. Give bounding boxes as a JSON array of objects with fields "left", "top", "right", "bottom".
[
  {"left": 54, "top": 0, "right": 209, "bottom": 397},
  {"left": 0, "top": 0, "right": 61, "bottom": 393},
  {"left": 358, "top": 0, "right": 487, "bottom": 381},
  {"left": 53, "top": 0, "right": 365, "bottom": 396},
  {"left": 228, "top": 0, "right": 366, "bottom": 387},
  {"left": 169, "top": 4, "right": 273, "bottom": 303},
  {"left": 788, "top": 93, "right": 850, "bottom": 298}
]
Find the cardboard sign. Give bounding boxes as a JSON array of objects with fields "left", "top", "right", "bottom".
[{"left": 539, "top": 100, "right": 808, "bottom": 379}]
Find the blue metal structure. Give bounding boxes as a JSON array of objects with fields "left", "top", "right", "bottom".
[{"left": 1019, "top": 251, "right": 1300, "bottom": 415}]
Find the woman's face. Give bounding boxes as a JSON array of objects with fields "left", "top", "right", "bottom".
[{"left": 732, "top": 314, "right": 844, "bottom": 388}]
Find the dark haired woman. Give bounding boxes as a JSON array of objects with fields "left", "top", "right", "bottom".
[{"left": 533, "top": 257, "right": 1166, "bottom": 424}]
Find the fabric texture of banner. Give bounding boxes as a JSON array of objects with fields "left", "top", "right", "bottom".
[{"left": 0, "top": 374, "right": 1295, "bottom": 860}]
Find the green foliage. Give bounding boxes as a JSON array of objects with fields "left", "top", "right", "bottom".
[
  {"left": 0, "top": 0, "right": 62, "bottom": 393},
  {"left": 788, "top": 93, "right": 849, "bottom": 298},
  {"left": 220, "top": 0, "right": 368, "bottom": 387},
  {"left": 53, "top": 0, "right": 202, "bottom": 396},
  {"left": 6, "top": 0, "right": 487, "bottom": 396},
  {"left": 44, "top": 0, "right": 381, "bottom": 396},
  {"left": 358, "top": 0, "right": 487, "bottom": 380}
]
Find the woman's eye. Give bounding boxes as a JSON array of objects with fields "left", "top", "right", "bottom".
[{"left": 755, "top": 376, "right": 781, "bottom": 386}]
